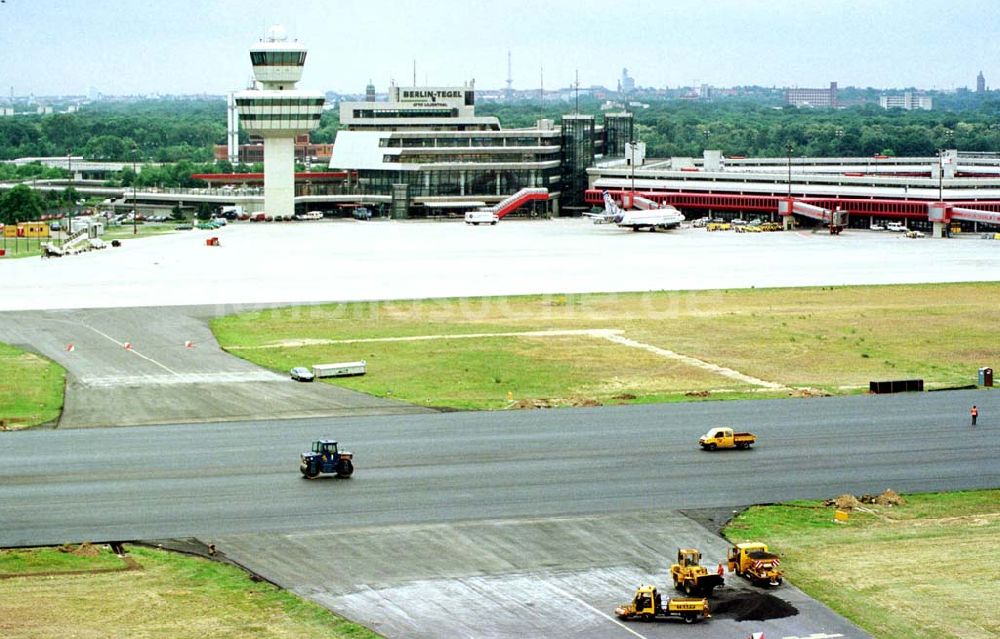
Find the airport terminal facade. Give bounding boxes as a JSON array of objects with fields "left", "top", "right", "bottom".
[{"left": 328, "top": 82, "right": 633, "bottom": 217}]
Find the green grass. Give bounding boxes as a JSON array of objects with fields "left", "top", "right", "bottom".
[
  {"left": 0, "top": 545, "right": 379, "bottom": 639},
  {"left": 724, "top": 489, "right": 1000, "bottom": 639},
  {"left": 212, "top": 283, "right": 1000, "bottom": 409},
  {"left": 0, "top": 343, "right": 64, "bottom": 429},
  {"left": 0, "top": 545, "right": 125, "bottom": 575}
]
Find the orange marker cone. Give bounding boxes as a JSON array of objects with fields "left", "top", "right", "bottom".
[
  {"left": 123, "top": 342, "right": 132, "bottom": 351},
  {"left": 66, "top": 343, "right": 75, "bottom": 352},
  {"left": 184, "top": 340, "right": 193, "bottom": 349}
]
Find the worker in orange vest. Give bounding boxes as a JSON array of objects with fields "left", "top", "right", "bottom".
[
  {"left": 717, "top": 562, "right": 725, "bottom": 576},
  {"left": 971, "top": 405, "right": 978, "bottom": 426}
]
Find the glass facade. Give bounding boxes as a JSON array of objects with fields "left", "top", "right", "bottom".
[
  {"left": 561, "top": 115, "right": 595, "bottom": 208},
  {"left": 251, "top": 50, "right": 307, "bottom": 66},
  {"left": 603, "top": 112, "right": 634, "bottom": 158}
]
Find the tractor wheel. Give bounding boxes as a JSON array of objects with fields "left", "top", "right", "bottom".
[
  {"left": 708, "top": 443, "right": 717, "bottom": 451},
  {"left": 336, "top": 460, "right": 354, "bottom": 478},
  {"left": 684, "top": 582, "right": 693, "bottom": 596},
  {"left": 673, "top": 576, "right": 680, "bottom": 589},
  {"left": 683, "top": 614, "right": 696, "bottom": 624},
  {"left": 301, "top": 464, "right": 319, "bottom": 479}
]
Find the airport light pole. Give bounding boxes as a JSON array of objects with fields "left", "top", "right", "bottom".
[
  {"left": 785, "top": 143, "right": 793, "bottom": 198},
  {"left": 630, "top": 140, "right": 636, "bottom": 202},
  {"left": 66, "top": 149, "right": 73, "bottom": 243},
  {"left": 131, "top": 144, "right": 138, "bottom": 235},
  {"left": 938, "top": 150, "right": 944, "bottom": 202}
]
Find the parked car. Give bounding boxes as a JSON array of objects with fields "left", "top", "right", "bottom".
[
  {"left": 353, "top": 207, "right": 372, "bottom": 221},
  {"left": 290, "top": 367, "right": 315, "bottom": 382},
  {"left": 886, "top": 222, "right": 908, "bottom": 232},
  {"left": 870, "top": 223, "right": 886, "bottom": 231}
]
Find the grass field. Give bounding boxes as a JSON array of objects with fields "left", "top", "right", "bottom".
[
  {"left": 0, "top": 342, "right": 64, "bottom": 429},
  {"left": 724, "top": 489, "right": 1000, "bottom": 639},
  {"left": 213, "top": 282, "right": 1000, "bottom": 409},
  {"left": 0, "top": 545, "right": 377, "bottom": 639}
]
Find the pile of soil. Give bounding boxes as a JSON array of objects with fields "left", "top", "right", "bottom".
[
  {"left": 612, "top": 393, "right": 637, "bottom": 400},
  {"left": 685, "top": 390, "right": 711, "bottom": 397},
  {"left": 509, "top": 397, "right": 602, "bottom": 409},
  {"left": 59, "top": 542, "right": 100, "bottom": 557},
  {"left": 874, "top": 489, "right": 905, "bottom": 506},
  {"left": 788, "top": 387, "right": 831, "bottom": 398},
  {"left": 824, "top": 488, "right": 905, "bottom": 510},
  {"left": 711, "top": 590, "right": 798, "bottom": 621}
]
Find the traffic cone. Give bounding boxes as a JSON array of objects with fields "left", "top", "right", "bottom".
[
  {"left": 184, "top": 340, "right": 193, "bottom": 349},
  {"left": 66, "top": 343, "right": 75, "bottom": 352},
  {"left": 123, "top": 342, "right": 132, "bottom": 351}
]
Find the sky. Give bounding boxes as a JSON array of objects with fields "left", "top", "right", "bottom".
[{"left": 1, "top": 0, "right": 997, "bottom": 97}]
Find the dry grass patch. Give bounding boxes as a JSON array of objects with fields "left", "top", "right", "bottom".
[
  {"left": 212, "top": 283, "right": 1000, "bottom": 409},
  {"left": 725, "top": 489, "right": 1000, "bottom": 639},
  {"left": 0, "top": 545, "right": 376, "bottom": 639}
]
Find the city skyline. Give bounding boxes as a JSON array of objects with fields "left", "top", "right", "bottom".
[{"left": 1, "top": 0, "right": 997, "bottom": 97}]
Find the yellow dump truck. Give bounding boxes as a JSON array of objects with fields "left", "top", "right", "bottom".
[
  {"left": 670, "top": 548, "right": 724, "bottom": 596},
  {"left": 614, "top": 585, "right": 710, "bottom": 624},
  {"left": 699, "top": 427, "right": 757, "bottom": 450},
  {"left": 727, "top": 542, "right": 783, "bottom": 587}
]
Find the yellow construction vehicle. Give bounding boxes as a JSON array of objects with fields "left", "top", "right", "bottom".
[
  {"left": 670, "top": 548, "right": 724, "bottom": 596},
  {"left": 614, "top": 585, "right": 710, "bottom": 624},
  {"left": 727, "top": 542, "right": 783, "bottom": 587}
]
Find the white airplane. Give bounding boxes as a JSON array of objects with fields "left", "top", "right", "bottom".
[{"left": 587, "top": 191, "right": 685, "bottom": 231}]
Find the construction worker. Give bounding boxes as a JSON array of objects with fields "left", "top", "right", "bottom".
[
  {"left": 971, "top": 405, "right": 978, "bottom": 426},
  {"left": 717, "top": 562, "right": 725, "bottom": 576}
]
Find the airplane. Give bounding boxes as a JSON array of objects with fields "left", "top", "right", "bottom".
[{"left": 586, "top": 191, "right": 686, "bottom": 231}]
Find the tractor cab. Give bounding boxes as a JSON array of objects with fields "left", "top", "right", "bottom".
[
  {"left": 300, "top": 440, "right": 354, "bottom": 479},
  {"left": 631, "top": 585, "right": 661, "bottom": 617}
]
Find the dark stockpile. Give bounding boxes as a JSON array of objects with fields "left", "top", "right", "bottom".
[{"left": 711, "top": 590, "right": 798, "bottom": 621}]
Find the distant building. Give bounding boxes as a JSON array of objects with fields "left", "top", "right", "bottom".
[
  {"left": 0, "top": 107, "right": 13, "bottom": 117},
  {"left": 977, "top": 71, "right": 986, "bottom": 93},
  {"left": 879, "top": 92, "right": 932, "bottom": 111},
  {"left": 785, "top": 82, "right": 838, "bottom": 108},
  {"left": 620, "top": 68, "right": 635, "bottom": 94}
]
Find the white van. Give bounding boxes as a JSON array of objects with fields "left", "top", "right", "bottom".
[
  {"left": 886, "top": 222, "right": 908, "bottom": 232},
  {"left": 464, "top": 210, "right": 498, "bottom": 226}
]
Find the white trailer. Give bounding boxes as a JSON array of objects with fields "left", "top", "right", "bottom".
[{"left": 312, "top": 361, "right": 367, "bottom": 378}]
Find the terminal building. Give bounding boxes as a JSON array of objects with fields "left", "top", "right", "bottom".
[
  {"left": 328, "top": 81, "right": 633, "bottom": 217},
  {"left": 586, "top": 150, "right": 1000, "bottom": 234}
]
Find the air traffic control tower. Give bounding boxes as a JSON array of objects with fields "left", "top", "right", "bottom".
[{"left": 235, "top": 26, "right": 324, "bottom": 219}]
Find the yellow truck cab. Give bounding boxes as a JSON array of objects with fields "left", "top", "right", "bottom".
[
  {"left": 614, "top": 585, "right": 710, "bottom": 624},
  {"left": 699, "top": 427, "right": 756, "bottom": 450},
  {"left": 727, "top": 542, "right": 783, "bottom": 587}
]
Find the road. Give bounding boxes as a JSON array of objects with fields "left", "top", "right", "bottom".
[{"left": 4, "top": 390, "right": 995, "bottom": 546}]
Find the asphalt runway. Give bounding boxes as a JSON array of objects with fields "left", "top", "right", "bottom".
[{"left": 3, "top": 391, "right": 996, "bottom": 637}]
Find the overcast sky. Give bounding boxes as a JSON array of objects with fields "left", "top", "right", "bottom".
[{"left": 1, "top": 0, "right": 996, "bottom": 96}]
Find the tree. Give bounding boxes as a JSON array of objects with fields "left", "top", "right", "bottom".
[
  {"left": 0, "top": 185, "right": 45, "bottom": 224},
  {"left": 170, "top": 204, "right": 185, "bottom": 221}
]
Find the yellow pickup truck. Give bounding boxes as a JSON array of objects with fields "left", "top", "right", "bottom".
[{"left": 699, "top": 427, "right": 756, "bottom": 450}]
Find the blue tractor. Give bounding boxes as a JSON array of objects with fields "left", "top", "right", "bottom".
[{"left": 300, "top": 440, "right": 354, "bottom": 479}]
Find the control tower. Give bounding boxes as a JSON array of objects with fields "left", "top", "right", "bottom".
[{"left": 235, "top": 26, "right": 324, "bottom": 219}]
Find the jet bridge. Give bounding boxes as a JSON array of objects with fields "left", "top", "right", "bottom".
[
  {"left": 928, "top": 203, "right": 1000, "bottom": 237},
  {"left": 777, "top": 198, "right": 847, "bottom": 234}
]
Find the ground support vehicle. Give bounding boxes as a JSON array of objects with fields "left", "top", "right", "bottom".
[
  {"left": 727, "top": 542, "right": 783, "bottom": 587},
  {"left": 699, "top": 427, "right": 756, "bottom": 450},
  {"left": 300, "top": 440, "right": 354, "bottom": 478},
  {"left": 614, "top": 585, "right": 710, "bottom": 624},
  {"left": 670, "top": 548, "right": 724, "bottom": 596},
  {"left": 465, "top": 210, "right": 499, "bottom": 225}
]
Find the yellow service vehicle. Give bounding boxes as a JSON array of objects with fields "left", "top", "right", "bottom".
[
  {"left": 699, "top": 427, "right": 757, "bottom": 450},
  {"left": 727, "top": 542, "right": 783, "bottom": 587},
  {"left": 614, "top": 585, "right": 710, "bottom": 624},
  {"left": 670, "top": 548, "right": 724, "bottom": 596}
]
